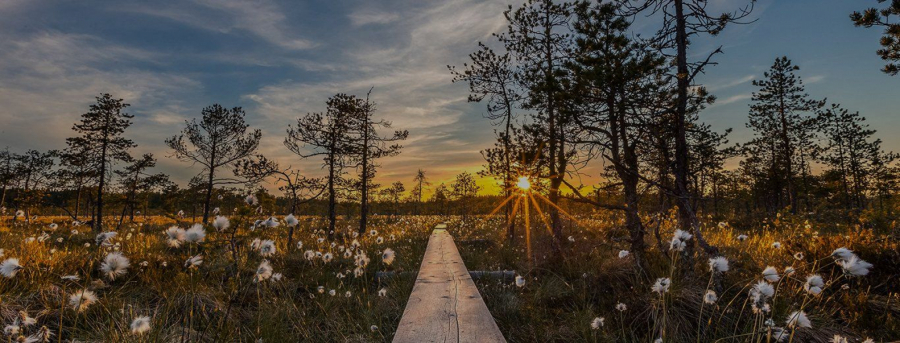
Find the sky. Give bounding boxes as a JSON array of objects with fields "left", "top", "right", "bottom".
[{"left": 0, "top": 0, "right": 896, "bottom": 196}]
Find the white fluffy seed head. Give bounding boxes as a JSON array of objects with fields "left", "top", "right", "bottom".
[{"left": 130, "top": 316, "right": 151, "bottom": 334}]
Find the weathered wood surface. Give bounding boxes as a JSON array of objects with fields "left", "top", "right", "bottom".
[{"left": 392, "top": 229, "right": 506, "bottom": 343}]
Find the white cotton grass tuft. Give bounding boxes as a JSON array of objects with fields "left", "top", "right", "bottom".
[
  {"left": 762, "top": 266, "right": 780, "bottom": 282},
  {"left": 804, "top": 274, "right": 825, "bottom": 295},
  {"left": 651, "top": 278, "right": 670, "bottom": 294},
  {"left": 669, "top": 229, "right": 692, "bottom": 252},
  {"left": 245, "top": 194, "right": 258, "bottom": 205},
  {"left": 703, "top": 290, "right": 718, "bottom": 304},
  {"left": 708, "top": 256, "right": 729, "bottom": 273},
  {"left": 130, "top": 316, "right": 151, "bottom": 335},
  {"left": 184, "top": 255, "right": 203, "bottom": 269},
  {"left": 615, "top": 303, "right": 627, "bottom": 312},
  {"left": 100, "top": 252, "right": 130, "bottom": 280},
  {"left": 185, "top": 224, "right": 206, "bottom": 243},
  {"left": 618, "top": 250, "right": 629, "bottom": 259},
  {"left": 785, "top": 310, "right": 811, "bottom": 328},
  {"left": 165, "top": 226, "right": 186, "bottom": 248},
  {"left": 736, "top": 234, "right": 748, "bottom": 242},
  {"left": 590, "top": 317, "right": 604, "bottom": 330},
  {"left": 515, "top": 275, "right": 525, "bottom": 288},
  {"left": 255, "top": 260, "right": 273, "bottom": 282},
  {"left": 69, "top": 289, "right": 98, "bottom": 312},
  {"left": 382, "top": 248, "right": 396, "bottom": 265},
  {"left": 0, "top": 258, "right": 22, "bottom": 278},
  {"left": 750, "top": 280, "right": 775, "bottom": 302},
  {"left": 258, "top": 240, "right": 277, "bottom": 257},
  {"left": 841, "top": 255, "right": 873, "bottom": 277},
  {"left": 831, "top": 247, "right": 855, "bottom": 261},
  {"left": 212, "top": 216, "right": 230, "bottom": 231},
  {"left": 95, "top": 231, "right": 117, "bottom": 246},
  {"left": 284, "top": 214, "right": 299, "bottom": 227},
  {"left": 771, "top": 241, "right": 782, "bottom": 249}
]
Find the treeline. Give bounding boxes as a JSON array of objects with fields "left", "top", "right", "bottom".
[{"left": 449, "top": 0, "right": 899, "bottom": 266}]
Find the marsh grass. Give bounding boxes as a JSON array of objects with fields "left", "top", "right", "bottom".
[{"left": 0, "top": 214, "right": 436, "bottom": 342}]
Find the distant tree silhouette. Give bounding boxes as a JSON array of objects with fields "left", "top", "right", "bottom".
[
  {"left": 350, "top": 90, "right": 407, "bottom": 234},
  {"left": 166, "top": 104, "right": 262, "bottom": 224},
  {"left": 741, "top": 57, "right": 824, "bottom": 213},
  {"left": 851, "top": 1, "right": 900, "bottom": 75},
  {"left": 285, "top": 94, "right": 357, "bottom": 237},
  {"left": 0, "top": 148, "right": 16, "bottom": 212},
  {"left": 67, "top": 94, "right": 135, "bottom": 232},
  {"left": 410, "top": 169, "right": 430, "bottom": 215},
  {"left": 452, "top": 172, "right": 480, "bottom": 218},
  {"left": 114, "top": 153, "right": 168, "bottom": 226},
  {"left": 14, "top": 150, "right": 56, "bottom": 222},
  {"left": 818, "top": 103, "right": 895, "bottom": 211}
]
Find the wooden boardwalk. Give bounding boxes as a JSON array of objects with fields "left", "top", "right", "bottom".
[{"left": 392, "top": 228, "right": 506, "bottom": 343}]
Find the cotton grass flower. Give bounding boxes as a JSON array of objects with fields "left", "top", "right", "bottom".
[
  {"left": 69, "top": 290, "right": 97, "bottom": 312},
  {"left": 831, "top": 334, "right": 849, "bottom": 343},
  {"left": 258, "top": 240, "right": 277, "bottom": 257},
  {"left": 284, "top": 214, "right": 299, "bottom": 227},
  {"left": 100, "top": 252, "right": 130, "bottom": 280},
  {"left": 651, "top": 278, "right": 670, "bottom": 294},
  {"left": 515, "top": 275, "right": 525, "bottom": 288},
  {"left": 184, "top": 255, "right": 203, "bottom": 269},
  {"left": 831, "top": 247, "right": 854, "bottom": 261},
  {"left": 590, "top": 317, "right": 604, "bottom": 330},
  {"left": 708, "top": 256, "right": 729, "bottom": 273},
  {"left": 95, "top": 231, "right": 117, "bottom": 246},
  {"left": 804, "top": 274, "right": 825, "bottom": 295},
  {"left": 255, "top": 260, "right": 273, "bottom": 282},
  {"left": 615, "top": 303, "right": 627, "bottom": 312},
  {"left": 130, "top": 316, "right": 151, "bottom": 335},
  {"left": 771, "top": 241, "right": 781, "bottom": 249},
  {"left": 841, "top": 255, "right": 873, "bottom": 277},
  {"left": 245, "top": 194, "right": 258, "bottom": 205},
  {"left": 0, "top": 258, "right": 22, "bottom": 278},
  {"left": 162, "top": 226, "right": 185, "bottom": 248},
  {"left": 378, "top": 288, "right": 387, "bottom": 297},
  {"left": 785, "top": 310, "right": 811, "bottom": 328},
  {"left": 185, "top": 224, "right": 205, "bottom": 243},
  {"left": 736, "top": 234, "right": 748, "bottom": 242},
  {"left": 382, "top": 248, "right": 395, "bottom": 265},
  {"left": 703, "top": 290, "right": 718, "bottom": 304},
  {"left": 212, "top": 216, "right": 230, "bottom": 231},
  {"left": 618, "top": 250, "right": 629, "bottom": 259},
  {"left": 762, "top": 266, "right": 780, "bottom": 282}
]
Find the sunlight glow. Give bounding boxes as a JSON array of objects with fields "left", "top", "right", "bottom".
[{"left": 517, "top": 176, "right": 531, "bottom": 190}]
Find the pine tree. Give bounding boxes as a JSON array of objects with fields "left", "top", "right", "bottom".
[
  {"left": 166, "top": 104, "right": 262, "bottom": 224},
  {"left": 285, "top": 94, "right": 358, "bottom": 237},
  {"left": 851, "top": 1, "right": 900, "bottom": 75},
  {"left": 66, "top": 94, "right": 135, "bottom": 232},
  {"left": 742, "top": 57, "right": 824, "bottom": 213},
  {"left": 351, "top": 90, "right": 407, "bottom": 234}
]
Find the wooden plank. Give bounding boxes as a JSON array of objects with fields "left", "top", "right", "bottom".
[{"left": 392, "top": 229, "right": 506, "bottom": 343}]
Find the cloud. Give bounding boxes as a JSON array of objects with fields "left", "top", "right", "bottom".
[
  {"left": 348, "top": 10, "right": 400, "bottom": 26},
  {"left": 119, "top": 0, "right": 315, "bottom": 51}
]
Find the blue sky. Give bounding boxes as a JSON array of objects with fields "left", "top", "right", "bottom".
[{"left": 0, "top": 0, "right": 896, "bottom": 192}]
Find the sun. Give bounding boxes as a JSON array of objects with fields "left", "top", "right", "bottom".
[{"left": 517, "top": 176, "right": 531, "bottom": 190}]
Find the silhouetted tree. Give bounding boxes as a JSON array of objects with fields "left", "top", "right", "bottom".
[
  {"left": 622, "top": 0, "right": 753, "bottom": 259},
  {"left": 501, "top": 0, "right": 582, "bottom": 256},
  {"left": 66, "top": 94, "right": 135, "bottom": 231},
  {"left": 351, "top": 90, "right": 408, "bottom": 233},
  {"left": 451, "top": 172, "right": 480, "bottom": 218},
  {"left": 235, "top": 155, "right": 324, "bottom": 246},
  {"left": 742, "top": 57, "right": 824, "bottom": 213},
  {"left": 410, "top": 169, "right": 430, "bottom": 215},
  {"left": 851, "top": 1, "right": 900, "bottom": 75},
  {"left": 450, "top": 41, "right": 521, "bottom": 240},
  {"left": 166, "top": 104, "right": 262, "bottom": 224},
  {"left": 285, "top": 94, "right": 357, "bottom": 237},
  {"left": 0, "top": 148, "right": 16, "bottom": 212},
  {"left": 114, "top": 153, "right": 168, "bottom": 226},
  {"left": 818, "top": 103, "right": 894, "bottom": 211},
  {"left": 14, "top": 150, "right": 56, "bottom": 222}
]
